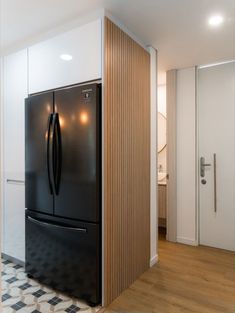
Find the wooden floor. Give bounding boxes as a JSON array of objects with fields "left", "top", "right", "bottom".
[{"left": 103, "top": 238, "right": 235, "bottom": 313}]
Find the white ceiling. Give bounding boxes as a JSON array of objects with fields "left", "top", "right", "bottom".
[{"left": 1, "top": 0, "right": 235, "bottom": 84}]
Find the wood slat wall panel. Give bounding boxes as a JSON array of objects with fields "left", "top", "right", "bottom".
[{"left": 104, "top": 18, "right": 150, "bottom": 306}]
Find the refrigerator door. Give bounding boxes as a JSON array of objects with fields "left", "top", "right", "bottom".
[
  {"left": 54, "top": 84, "right": 101, "bottom": 222},
  {"left": 25, "top": 92, "right": 54, "bottom": 214},
  {"left": 25, "top": 210, "right": 101, "bottom": 305}
]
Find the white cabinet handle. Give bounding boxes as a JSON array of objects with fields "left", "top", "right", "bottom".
[{"left": 6, "top": 179, "right": 25, "bottom": 185}]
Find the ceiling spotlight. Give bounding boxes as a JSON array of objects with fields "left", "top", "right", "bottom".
[
  {"left": 60, "top": 54, "right": 73, "bottom": 61},
  {"left": 208, "top": 15, "right": 224, "bottom": 27}
]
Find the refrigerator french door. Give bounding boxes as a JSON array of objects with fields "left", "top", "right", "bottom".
[{"left": 25, "top": 83, "right": 101, "bottom": 305}]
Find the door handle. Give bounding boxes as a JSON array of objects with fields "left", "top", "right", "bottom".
[
  {"left": 56, "top": 113, "right": 62, "bottom": 195},
  {"left": 213, "top": 153, "right": 217, "bottom": 213},
  {"left": 6, "top": 179, "right": 25, "bottom": 185},
  {"left": 46, "top": 114, "right": 53, "bottom": 194},
  {"left": 200, "top": 157, "right": 211, "bottom": 177},
  {"left": 51, "top": 113, "right": 57, "bottom": 195},
  {"left": 51, "top": 113, "right": 62, "bottom": 195},
  {"left": 27, "top": 216, "right": 87, "bottom": 233}
]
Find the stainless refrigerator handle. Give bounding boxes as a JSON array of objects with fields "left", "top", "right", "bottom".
[
  {"left": 51, "top": 113, "right": 59, "bottom": 195},
  {"left": 53, "top": 113, "right": 62, "bottom": 195},
  {"left": 6, "top": 179, "right": 25, "bottom": 185},
  {"left": 27, "top": 216, "right": 87, "bottom": 233},
  {"left": 213, "top": 153, "right": 217, "bottom": 213},
  {"left": 46, "top": 114, "right": 53, "bottom": 194}
]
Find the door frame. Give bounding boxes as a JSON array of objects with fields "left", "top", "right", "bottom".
[
  {"left": 166, "top": 69, "right": 177, "bottom": 242},
  {"left": 166, "top": 67, "right": 198, "bottom": 244},
  {"left": 195, "top": 66, "right": 199, "bottom": 245},
  {"left": 0, "top": 57, "right": 4, "bottom": 254}
]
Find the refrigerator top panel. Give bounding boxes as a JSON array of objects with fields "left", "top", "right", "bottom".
[{"left": 54, "top": 83, "right": 101, "bottom": 223}]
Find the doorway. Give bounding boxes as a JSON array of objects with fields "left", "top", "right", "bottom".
[
  {"left": 198, "top": 61, "right": 235, "bottom": 251},
  {"left": 158, "top": 85, "right": 167, "bottom": 240}
]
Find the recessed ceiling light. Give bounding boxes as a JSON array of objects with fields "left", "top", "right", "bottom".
[
  {"left": 208, "top": 15, "right": 224, "bottom": 27},
  {"left": 60, "top": 54, "right": 73, "bottom": 61}
]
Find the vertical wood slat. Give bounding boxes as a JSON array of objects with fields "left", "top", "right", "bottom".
[{"left": 104, "top": 18, "right": 151, "bottom": 306}]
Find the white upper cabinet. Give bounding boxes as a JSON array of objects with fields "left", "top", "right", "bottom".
[
  {"left": 3, "top": 49, "right": 28, "bottom": 180},
  {"left": 28, "top": 19, "right": 102, "bottom": 94}
]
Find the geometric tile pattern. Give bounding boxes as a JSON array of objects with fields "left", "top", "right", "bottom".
[{"left": 1, "top": 258, "right": 101, "bottom": 313}]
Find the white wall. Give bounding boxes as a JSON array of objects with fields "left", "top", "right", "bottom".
[
  {"left": 158, "top": 85, "right": 166, "bottom": 116},
  {"left": 176, "top": 67, "right": 197, "bottom": 245}
]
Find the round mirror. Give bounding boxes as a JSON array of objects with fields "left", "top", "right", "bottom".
[{"left": 158, "top": 112, "right": 166, "bottom": 153}]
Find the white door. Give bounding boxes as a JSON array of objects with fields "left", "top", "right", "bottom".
[{"left": 198, "top": 61, "right": 235, "bottom": 251}]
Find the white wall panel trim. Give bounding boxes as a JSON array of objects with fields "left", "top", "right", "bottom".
[
  {"left": 150, "top": 254, "right": 159, "bottom": 267},
  {"left": 177, "top": 237, "right": 198, "bottom": 246},
  {"left": 149, "top": 46, "right": 158, "bottom": 263}
]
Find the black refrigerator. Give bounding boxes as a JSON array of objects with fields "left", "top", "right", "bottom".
[{"left": 25, "top": 83, "right": 101, "bottom": 305}]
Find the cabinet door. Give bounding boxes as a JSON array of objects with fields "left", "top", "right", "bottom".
[
  {"left": 2, "top": 49, "right": 28, "bottom": 262},
  {"left": 3, "top": 183, "right": 25, "bottom": 262},
  {"left": 28, "top": 19, "right": 102, "bottom": 94},
  {"left": 3, "top": 49, "right": 27, "bottom": 180}
]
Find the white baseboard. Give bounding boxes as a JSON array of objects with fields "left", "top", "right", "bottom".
[
  {"left": 177, "top": 237, "right": 198, "bottom": 246},
  {"left": 150, "top": 254, "right": 158, "bottom": 267},
  {"left": 1, "top": 253, "right": 25, "bottom": 267}
]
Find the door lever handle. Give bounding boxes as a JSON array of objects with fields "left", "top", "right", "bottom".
[
  {"left": 213, "top": 153, "right": 217, "bottom": 213},
  {"left": 200, "top": 157, "right": 211, "bottom": 177}
]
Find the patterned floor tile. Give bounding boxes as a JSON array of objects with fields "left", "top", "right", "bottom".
[
  {"left": 2, "top": 294, "right": 12, "bottom": 302},
  {"left": 16, "top": 271, "right": 28, "bottom": 280},
  {"left": 11, "top": 301, "right": 27, "bottom": 311},
  {"left": 55, "top": 300, "right": 74, "bottom": 311},
  {"left": 8, "top": 286, "right": 22, "bottom": 297},
  {"left": 1, "top": 258, "right": 101, "bottom": 313},
  {"left": 18, "top": 282, "right": 32, "bottom": 290},
  {"left": 2, "top": 307, "right": 14, "bottom": 313},
  {"left": 4, "top": 267, "right": 15, "bottom": 275},
  {"left": 2, "top": 296, "right": 22, "bottom": 307},
  {"left": 65, "top": 304, "right": 81, "bottom": 312}
]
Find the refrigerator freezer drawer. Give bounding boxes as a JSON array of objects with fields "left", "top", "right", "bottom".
[{"left": 25, "top": 211, "right": 101, "bottom": 305}]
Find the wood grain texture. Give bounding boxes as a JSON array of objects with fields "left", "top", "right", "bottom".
[
  {"left": 103, "top": 239, "right": 235, "bottom": 313},
  {"left": 104, "top": 18, "right": 150, "bottom": 306},
  {"left": 166, "top": 70, "right": 177, "bottom": 242}
]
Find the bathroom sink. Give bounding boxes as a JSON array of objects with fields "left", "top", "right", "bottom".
[{"left": 158, "top": 172, "right": 167, "bottom": 181}]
